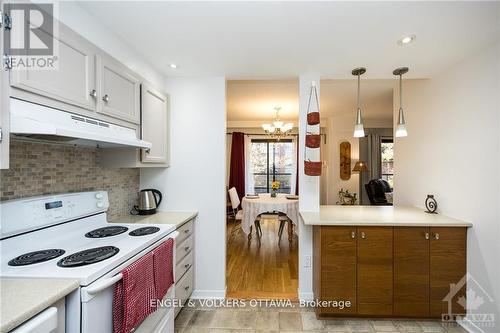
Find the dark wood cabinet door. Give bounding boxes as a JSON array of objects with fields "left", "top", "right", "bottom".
[
  {"left": 394, "top": 227, "right": 430, "bottom": 317},
  {"left": 357, "top": 227, "right": 394, "bottom": 315},
  {"left": 318, "top": 226, "right": 357, "bottom": 315},
  {"left": 430, "top": 227, "right": 467, "bottom": 318}
]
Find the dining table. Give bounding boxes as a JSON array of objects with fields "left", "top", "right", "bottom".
[{"left": 240, "top": 193, "right": 299, "bottom": 236}]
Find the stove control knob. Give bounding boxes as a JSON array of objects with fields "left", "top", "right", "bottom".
[
  {"left": 95, "top": 193, "right": 104, "bottom": 199},
  {"left": 97, "top": 202, "right": 104, "bottom": 208}
]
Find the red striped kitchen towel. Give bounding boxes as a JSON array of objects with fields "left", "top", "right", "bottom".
[
  {"left": 113, "top": 251, "right": 157, "bottom": 333},
  {"left": 152, "top": 238, "right": 174, "bottom": 300}
]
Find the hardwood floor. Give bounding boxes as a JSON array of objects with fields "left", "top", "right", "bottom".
[{"left": 226, "top": 217, "right": 298, "bottom": 300}]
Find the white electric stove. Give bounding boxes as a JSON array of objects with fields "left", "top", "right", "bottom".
[{"left": 0, "top": 191, "right": 177, "bottom": 333}]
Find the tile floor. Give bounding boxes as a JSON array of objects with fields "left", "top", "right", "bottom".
[{"left": 174, "top": 302, "right": 468, "bottom": 333}]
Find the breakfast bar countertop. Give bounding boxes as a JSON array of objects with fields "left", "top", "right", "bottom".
[
  {"left": 0, "top": 278, "right": 79, "bottom": 333},
  {"left": 300, "top": 205, "right": 472, "bottom": 227},
  {"left": 109, "top": 211, "right": 198, "bottom": 228}
]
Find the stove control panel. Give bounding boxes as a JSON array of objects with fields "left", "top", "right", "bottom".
[{"left": 0, "top": 191, "right": 110, "bottom": 239}]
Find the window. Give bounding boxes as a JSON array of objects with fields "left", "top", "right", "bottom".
[
  {"left": 381, "top": 138, "right": 394, "bottom": 188},
  {"left": 251, "top": 139, "right": 294, "bottom": 194}
]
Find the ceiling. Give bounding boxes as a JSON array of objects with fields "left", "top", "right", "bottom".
[
  {"left": 226, "top": 79, "right": 394, "bottom": 122},
  {"left": 75, "top": 1, "right": 499, "bottom": 79}
]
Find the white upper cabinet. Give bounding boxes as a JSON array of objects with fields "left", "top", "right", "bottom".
[
  {"left": 97, "top": 55, "right": 141, "bottom": 124},
  {"left": 10, "top": 24, "right": 97, "bottom": 111},
  {"left": 141, "top": 84, "right": 168, "bottom": 163}
]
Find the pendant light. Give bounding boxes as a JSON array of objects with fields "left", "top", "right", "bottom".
[
  {"left": 352, "top": 67, "right": 366, "bottom": 137},
  {"left": 393, "top": 67, "right": 409, "bottom": 137}
]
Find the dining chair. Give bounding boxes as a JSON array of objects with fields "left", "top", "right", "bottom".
[{"left": 228, "top": 187, "right": 262, "bottom": 239}]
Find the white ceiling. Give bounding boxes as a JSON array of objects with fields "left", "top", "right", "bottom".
[
  {"left": 76, "top": 1, "right": 499, "bottom": 79},
  {"left": 226, "top": 79, "right": 394, "bottom": 122}
]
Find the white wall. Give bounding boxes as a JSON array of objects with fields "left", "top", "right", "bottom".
[
  {"left": 298, "top": 75, "right": 320, "bottom": 300},
  {"left": 141, "top": 77, "right": 227, "bottom": 298},
  {"left": 394, "top": 43, "right": 500, "bottom": 331},
  {"left": 58, "top": 2, "right": 165, "bottom": 87}
]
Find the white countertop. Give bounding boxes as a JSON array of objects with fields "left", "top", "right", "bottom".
[
  {"left": 300, "top": 205, "right": 472, "bottom": 227},
  {"left": 109, "top": 211, "right": 198, "bottom": 228},
  {"left": 0, "top": 278, "right": 79, "bottom": 333}
]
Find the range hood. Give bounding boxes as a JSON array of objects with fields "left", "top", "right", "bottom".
[{"left": 10, "top": 98, "right": 152, "bottom": 149}]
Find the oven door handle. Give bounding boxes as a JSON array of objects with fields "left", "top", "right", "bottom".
[{"left": 86, "top": 273, "right": 123, "bottom": 295}]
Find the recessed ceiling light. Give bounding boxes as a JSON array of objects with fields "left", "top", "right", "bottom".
[
  {"left": 398, "top": 35, "right": 416, "bottom": 45},
  {"left": 169, "top": 63, "right": 178, "bottom": 69}
]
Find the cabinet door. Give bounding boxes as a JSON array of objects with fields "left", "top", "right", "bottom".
[
  {"left": 0, "top": 0, "right": 9, "bottom": 169},
  {"left": 430, "top": 227, "right": 467, "bottom": 318},
  {"left": 357, "top": 227, "right": 393, "bottom": 315},
  {"left": 141, "top": 84, "right": 168, "bottom": 163},
  {"left": 97, "top": 55, "right": 140, "bottom": 124},
  {"left": 319, "top": 227, "right": 357, "bottom": 315},
  {"left": 10, "top": 24, "right": 97, "bottom": 111},
  {"left": 394, "top": 227, "right": 430, "bottom": 317}
]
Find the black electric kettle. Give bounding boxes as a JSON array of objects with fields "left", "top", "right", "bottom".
[{"left": 131, "top": 189, "right": 163, "bottom": 215}]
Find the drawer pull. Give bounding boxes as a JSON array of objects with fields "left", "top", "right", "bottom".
[{"left": 184, "top": 246, "right": 190, "bottom": 251}]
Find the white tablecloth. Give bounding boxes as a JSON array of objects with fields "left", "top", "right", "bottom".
[{"left": 241, "top": 193, "right": 299, "bottom": 235}]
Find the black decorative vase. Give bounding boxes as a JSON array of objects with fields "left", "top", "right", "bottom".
[{"left": 425, "top": 195, "right": 438, "bottom": 214}]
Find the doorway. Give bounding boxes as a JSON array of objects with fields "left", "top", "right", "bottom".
[{"left": 225, "top": 79, "right": 299, "bottom": 300}]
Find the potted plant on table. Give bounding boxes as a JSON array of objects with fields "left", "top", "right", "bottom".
[{"left": 271, "top": 181, "right": 281, "bottom": 197}]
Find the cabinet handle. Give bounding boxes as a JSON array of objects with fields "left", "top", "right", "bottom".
[
  {"left": 102, "top": 94, "right": 110, "bottom": 103},
  {"left": 145, "top": 148, "right": 151, "bottom": 154},
  {"left": 434, "top": 233, "right": 440, "bottom": 240},
  {"left": 184, "top": 246, "right": 190, "bottom": 251},
  {"left": 184, "top": 264, "right": 190, "bottom": 268},
  {"left": 89, "top": 89, "right": 97, "bottom": 98},
  {"left": 184, "top": 229, "right": 190, "bottom": 233},
  {"left": 184, "top": 286, "right": 190, "bottom": 291},
  {"left": 425, "top": 232, "right": 430, "bottom": 240},
  {"left": 351, "top": 231, "right": 356, "bottom": 239},
  {"left": 361, "top": 231, "right": 366, "bottom": 239}
]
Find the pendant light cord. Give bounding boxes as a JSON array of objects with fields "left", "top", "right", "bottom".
[
  {"left": 357, "top": 74, "right": 361, "bottom": 109},
  {"left": 399, "top": 74, "right": 403, "bottom": 109}
]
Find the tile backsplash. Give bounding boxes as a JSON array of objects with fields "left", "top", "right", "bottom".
[{"left": 0, "top": 140, "right": 139, "bottom": 219}]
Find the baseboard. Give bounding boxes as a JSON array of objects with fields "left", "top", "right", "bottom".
[
  {"left": 190, "top": 289, "right": 226, "bottom": 299},
  {"left": 457, "top": 317, "right": 484, "bottom": 333},
  {"left": 298, "top": 290, "right": 314, "bottom": 301}
]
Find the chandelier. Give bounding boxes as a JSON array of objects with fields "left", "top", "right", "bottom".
[{"left": 262, "top": 107, "right": 293, "bottom": 140}]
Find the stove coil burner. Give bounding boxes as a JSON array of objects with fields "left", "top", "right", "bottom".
[
  {"left": 85, "top": 226, "right": 128, "bottom": 238},
  {"left": 8, "top": 249, "right": 65, "bottom": 266},
  {"left": 57, "top": 246, "right": 119, "bottom": 268},
  {"left": 129, "top": 227, "right": 160, "bottom": 236}
]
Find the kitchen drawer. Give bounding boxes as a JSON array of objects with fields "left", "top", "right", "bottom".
[
  {"left": 176, "top": 234, "right": 194, "bottom": 263},
  {"left": 176, "top": 220, "right": 194, "bottom": 245},
  {"left": 176, "top": 251, "right": 193, "bottom": 283},
  {"left": 175, "top": 266, "right": 194, "bottom": 314}
]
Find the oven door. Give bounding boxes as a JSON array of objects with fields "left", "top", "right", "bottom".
[{"left": 80, "top": 232, "right": 178, "bottom": 333}]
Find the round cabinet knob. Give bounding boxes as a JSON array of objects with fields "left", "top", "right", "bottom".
[
  {"left": 102, "top": 94, "right": 110, "bottom": 103},
  {"left": 361, "top": 232, "right": 366, "bottom": 239},
  {"left": 95, "top": 193, "right": 103, "bottom": 199},
  {"left": 434, "top": 233, "right": 440, "bottom": 240},
  {"left": 89, "top": 89, "right": 97, "bottom": 98},
  {"left": 97, "top": 202, "right": 104, "bottom": 208}
]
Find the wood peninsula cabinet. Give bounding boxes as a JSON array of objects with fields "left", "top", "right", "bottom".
[{"left": 306, "top": 206, "right": 471, "bottom": 319}]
